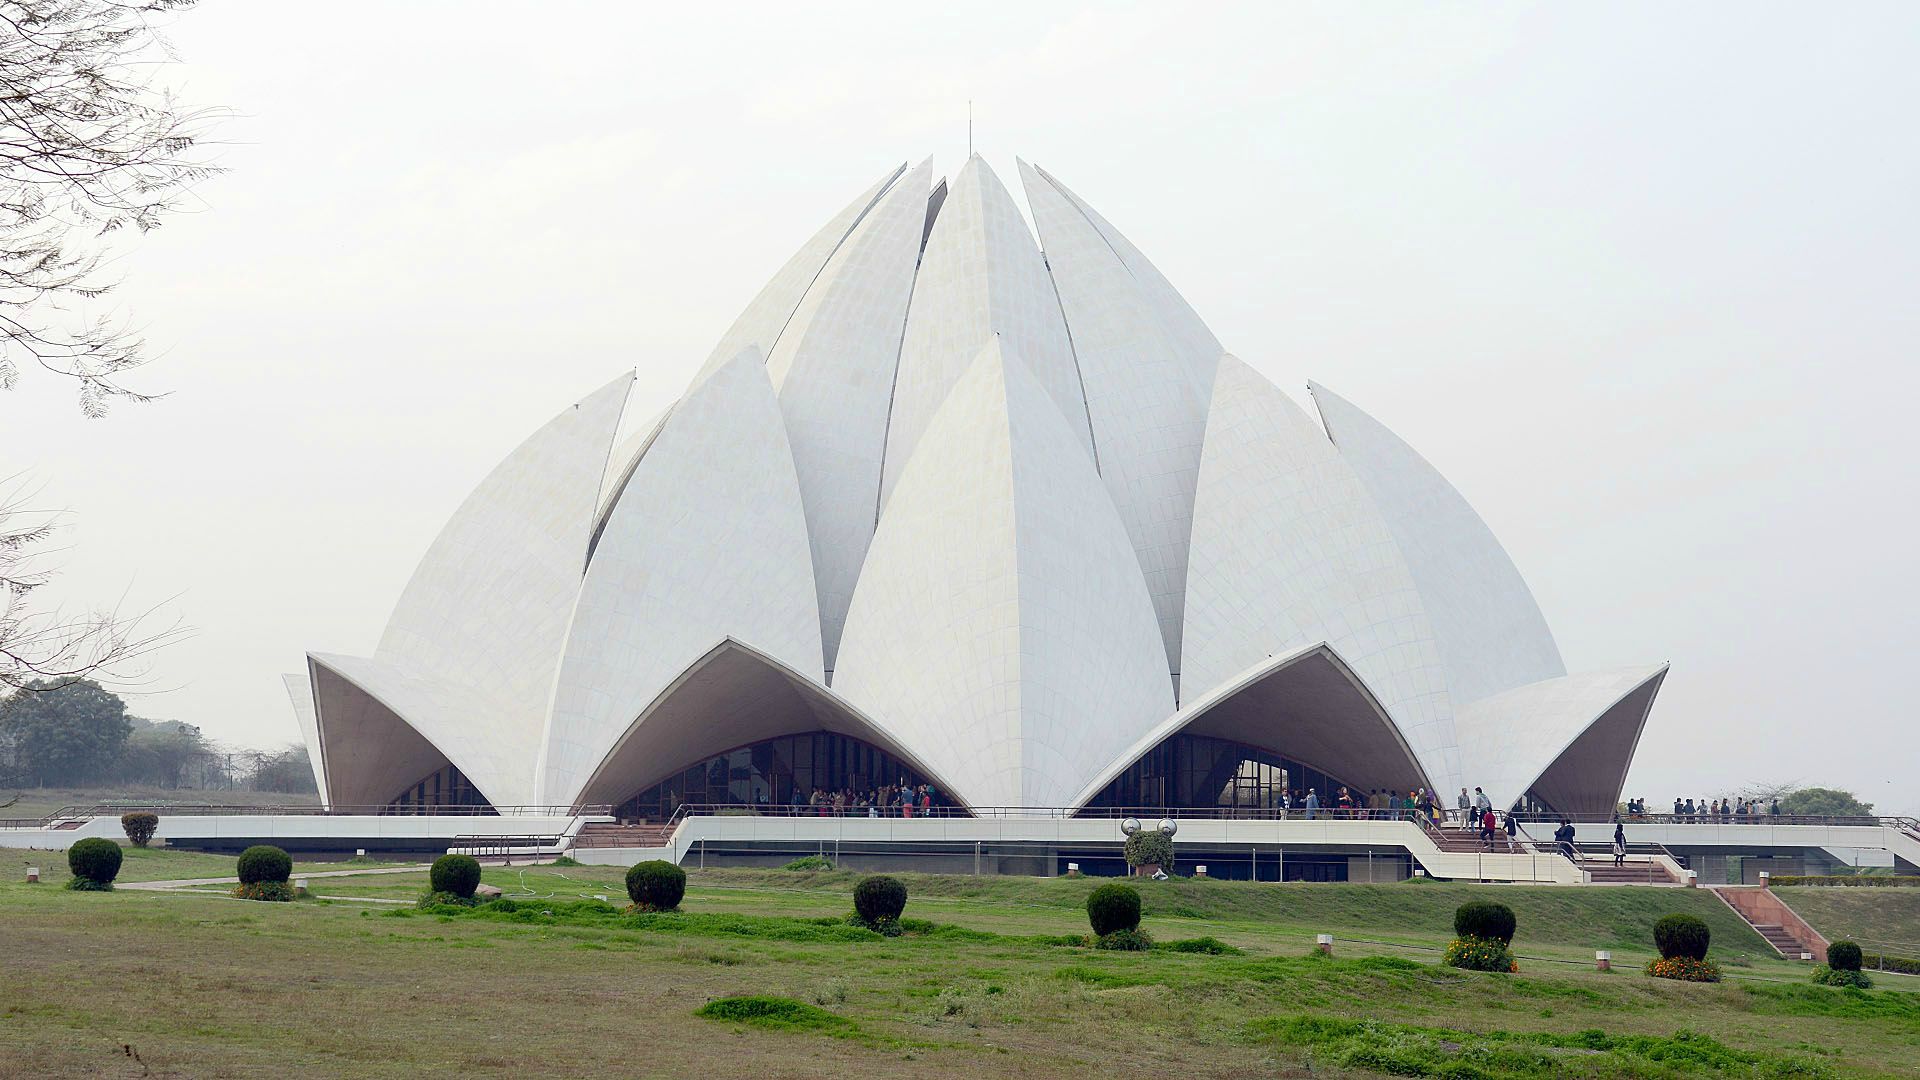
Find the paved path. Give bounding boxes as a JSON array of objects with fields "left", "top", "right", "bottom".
[{"left": 120, "top": 863, "right": 438, "bottom": 890}]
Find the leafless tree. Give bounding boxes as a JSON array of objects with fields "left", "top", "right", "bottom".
[
  {"left": 0, "top": 473, "right": 183, "bottom": 691},
  {"left": 0, "top": 0, "right": 224, "bottom": 414}
]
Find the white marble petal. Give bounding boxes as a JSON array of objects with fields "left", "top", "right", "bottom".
[
  {"left": 691, "top": 163, "right": 905, "bottom": 383},
  {"left": 880, "top": 156, "right": 1095, "bottom": 511},
  {"left": 280, "top": 671, "right": 329, "bottom": 805},
  {"left": 835, "top": 339, "right": 1174, "bottom": 809},
  {"left": 1311, "top": 382, "right": 1565, "bottom": 706},
  {"left": 1018, "top": 158, "right": 1211, "bottom": 676},
  {"left": 766, "top": 159, "right": 934, "bottom": 674},
  {"left": 1183, "top": 356, "right": 1459, "bottom": 789},
  {"left": 538, "top": 347, "right": 824, "bottom": 807},
  {"left": 1026, "top": 163, "right": 1223, "bottom": 396},
  {"left": 309, "top": 652, "right": 521, "bottom": 806},
  {"left": 1452, "top": 665, "right": 1669, "bottom": 815},
  {"left": 367, "top": 375, "right": 630, "bottom": 807}
]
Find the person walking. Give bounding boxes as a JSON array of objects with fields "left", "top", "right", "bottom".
[
  {"left": 1303, "top": 788, "right": 1319, "bottom": 820},
  {"left": 1612, "top": 821, "right": 1627, "bottom": 867},
  {"left": 1503, "top": 808, "right": 1520, "bottom": 852},
  {"left": 1479, "top": 807, "right": 1498, "bottom": 851}
]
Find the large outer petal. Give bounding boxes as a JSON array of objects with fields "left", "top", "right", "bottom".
[
  {"left": 880, "top": 156, "right": 1095, "bottom": 511},
  {"left": 765, "top": 159, "right": 934, "bottom": 674},
  {"left": 1310, "top": 382, "right": 1565, "bottom": 706},
  {"left": 308, "top": 653, "right": 472, "bottom": 808},
  {"left": 835, "top": 339, "right": 1173, "bottom": 809},
  {"left": 280, "top": 671, "right": 329, "bottom": 805},
  {"left": 1017, "top": 159, "right": 1210, "bottom": 677},
  {"left": 369, "top": 375, "right": 630, "bottom": 806},
  {"left": 1183, "top": 356, "right": 1458, "bottom": 788},
  {"left": 538, "top": 347, "right": 823, "bottom": 807},
  {"left": 1451, "top": 665, "right": 1669, "bottom": 815}
]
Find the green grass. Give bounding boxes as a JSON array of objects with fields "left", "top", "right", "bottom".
[
  {"left": 3, "top": 847, "right": 1917, "bottom": 1078},
  {"left": 1778, "top": 887, "right": 1920, "bottom": 957},
  {"left": 0, "top": 843, "right": 411, "bottom": 884}
]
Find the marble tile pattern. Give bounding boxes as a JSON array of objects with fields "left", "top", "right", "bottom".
[
  {"left": 833, "top": 341, "right": 1174, "bottom": 809},
  {"left": 1017, "top": 159, "right": 1211, "bottom": 677},
  {"left": 536, "top": 347, "right": 824, "bottom": 808},
  {"left": 1183, "top": 356, "right": 1460, "bottom": 790},
  {"left": 294, "top": 155, "right": 1663, "bottom": 815},
  {"left": 1310, "top": 381, "right": 1567, "bottom": 707}
]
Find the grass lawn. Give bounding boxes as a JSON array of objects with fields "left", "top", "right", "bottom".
[
  {"left": 1778, "top": 887, "right": 1920, "bottom": 957},
  {"left": 3, "top": 848, "right": 1918, "bottom": 1078}
]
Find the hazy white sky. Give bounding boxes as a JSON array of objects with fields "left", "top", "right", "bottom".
[{"left": 7, "top": 2, "right": 1916, "bottom": 813}]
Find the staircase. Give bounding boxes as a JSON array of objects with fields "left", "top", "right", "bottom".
[
  {"left": 1576, "top": 858, "right": 1679, "bottom": 885},
  {"left": 1423, "top": 826, "right": 1525, "bottom": 854},
  {"left": 574, "top": 821, "right": 677, "bottom": 849},
  {"left": 1751, "top": 922, "right": 1814, "bottom": 960}
]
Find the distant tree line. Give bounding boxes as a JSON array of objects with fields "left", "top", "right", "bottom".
[{"left": 0, "top": 678, "right": 314, "bottom": 793}]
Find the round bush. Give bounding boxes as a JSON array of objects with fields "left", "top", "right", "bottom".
[
  {"left": 852, "top": 875, "right": 908, "bottom": 925},
  {"left": 1826, "top": 939, "right": 1863, "bottom": 972},
  {"left": 1087, "top": 882, "right": 1142, "bottom": 937},
  {"left": 430, "top": 853, "right": 482, "bottom": 898},
  {"left": 1453, "top": 900, "right": 1517, "bottom": 944},
  {"left": 66, "top": 837, "right": 122, "bottom": 886},
  {"left": 120, "top": 812, "right": 159, "bottom": 848},
  {"left": 1653, "top": 913, "right": 1711, "bottom": 960},
  {"left": 625, "top": 859, "right": 686, "bottom": 911},
  {"left": 1124, "top": 830, "right": 1174, "bottom": 870},
  {"left": 236, "top": 845, "right": 293, "bottom": 885}
]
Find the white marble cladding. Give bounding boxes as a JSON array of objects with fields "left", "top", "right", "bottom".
[
  {"left": 835, "top": 341, "right": 1174, "bottom": 809},
  {"left": 1310, "top": 382, "right": 1566, "bottom": 707},
  {"left": 293, "top": 153, "right": 1662, "bottom": 818},
  {"left": 280, "top": 671, "right": 328, "bottom": 804},
  {"left": 1183, "top": 356, "right": 1459, "bottom": 790},
  {"left": 880, "top": 155, "right": 1095, "bottom": 512},
  {"left": 537, "top": 347, "right": 824, "bottom": 808}
]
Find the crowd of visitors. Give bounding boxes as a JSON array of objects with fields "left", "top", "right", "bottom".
[
  {"left": 1622, "top": 796, "right": 1781, "bottom": 821},
  {"left": 786, "top": 782, "right": 942, "bottom": 818}
]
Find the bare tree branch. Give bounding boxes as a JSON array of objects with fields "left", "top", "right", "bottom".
[{"left": 0, "top": 0, "right": 226, "bottom": 413}]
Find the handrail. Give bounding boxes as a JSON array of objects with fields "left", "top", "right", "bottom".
[
  {"left": 648, "top": 802, "right": 1454, "bottom": 823},
  {"left": 36, "top": 803, "right": 609, "bottom": 824}
]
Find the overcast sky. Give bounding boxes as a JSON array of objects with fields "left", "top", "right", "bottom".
[{"left": 7, "top": 2, "right": 1916, "bottom": 814}]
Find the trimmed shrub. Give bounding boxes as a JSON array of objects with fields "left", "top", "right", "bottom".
[
  {"left": 237, "top": 845, "right": 293, "bottom": 885},
  {"left": 417, "top": 890, "right": 477, "bottom": 909},
  {"left": 1771, "top": 875, "right": 1920, "bottom": 887},
  {"left": 1813, "top": 966, "right": 1873, "bottom": 989},
  {"left": 233, "top": 881, "right": 296, "bottom": 902},
  {"left": 1452, "top": 900, "right": 1517, "bottom": 944},
  {"left": 625, "top": 859, "right": 686, "bottom": 912},
  {"left": 1124, "top": 830, "right": 1174, "bottom": 871},
  {"left": 430, "top": 853, "right": 482, "bottom": 898},
  {"left": 1086, "top": 882, "right": 1142, "bottom": 937},
  {"left": 66, "top": 837, "right": 122, "bottom": 889},
  {"left": 1444, "top": 936, "right": 1517, "bottom": 972},
  {"left": 1158, "top": 936, "right": 1241, "bottom": 955},
  {"left": 1826, "top": 939, "right": 1863, "bottom": 971},
  {"left": 1646, "top": 955, "right": 1721, "bottom": 982},
  {"left": 781, "top": 855, "right": 834, "bottom": 872},
  {"left": 1653, "top": 913, "right": 1710, "bottom": 960},
  {"left": 120, "top": 812, "right": 159, "bottom": 848},
  {"left": 852, "top": 875, "right": 907, "bottom": 926},
  {"left": 1094, "top": 927, "right": 1152, "bottom": 951}
]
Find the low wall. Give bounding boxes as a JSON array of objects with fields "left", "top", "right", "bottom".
[{"left": 1716, "top": 885, "right": 1829, "bottom": 963}]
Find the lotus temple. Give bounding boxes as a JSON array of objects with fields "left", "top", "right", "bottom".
[
  {"left": 280, "top": 153, "right": 1666, "bottom": 826},
  {"left": 49, "top": 151, "right": 1869, "bottom": 885}
]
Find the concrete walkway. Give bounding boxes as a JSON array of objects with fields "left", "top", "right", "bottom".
[{"left": 120, "top": 863, "right": 438, "bottom": 890}]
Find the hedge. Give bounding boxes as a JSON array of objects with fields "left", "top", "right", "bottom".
[
  {"left": 625, "top": 859, "right": 686, "bottom": 911},
  {"left": 1453, "top": 901, "right": 1516, "bottom": 944},
  {"left": 66, "top": 837, "right": 123, "bottom": 888},
  {"left": 1772, "top": 875, "right": 1920, "bottom": 887},
  {"left": 1087, "top": 882, "right": 1142, "bottom": 937},
  {"left": 1863, "top": 952, "right": 1920, "bottom": 976},
  {"left": 430, "top": 853, "right": 482, "bottom": 898},
  {"left": 236, "top": 845, "right": 293, "bottom": 885},
  {"left": 120, "top": 812, "right": 159, "bottom": 848}
]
